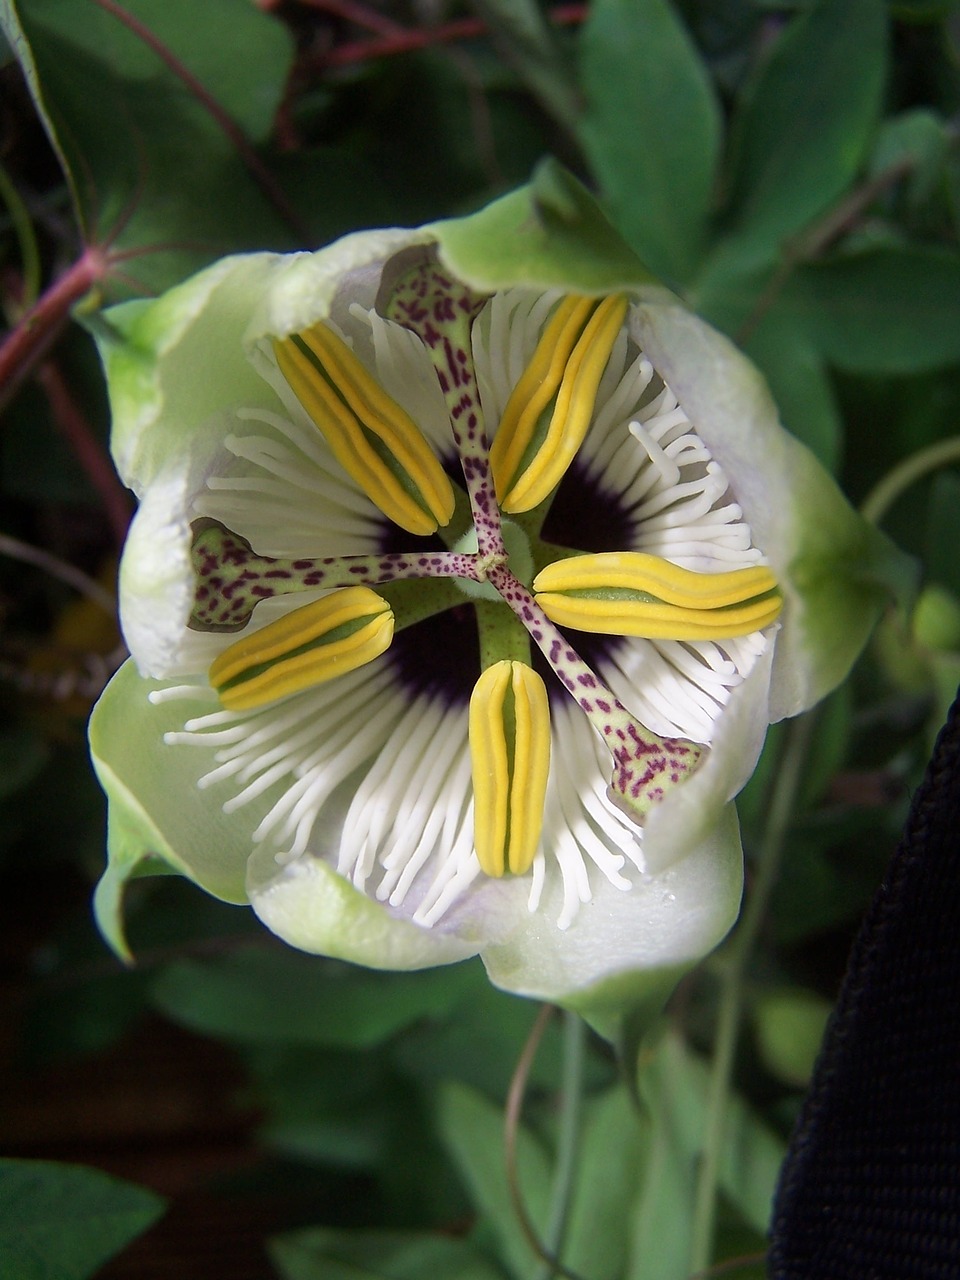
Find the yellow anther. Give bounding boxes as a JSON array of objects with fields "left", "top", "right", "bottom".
[
  {"left": 274, "top": 325, "right": 455, "bottom": 536},
  {"left": 534, "top": 552, "right": 783, "bottom": 640},
  {"left": 209, "top": 586, "right": 393, "bottom": 711},
  {"left": 469, "top": 660, "right": 551, "bottom": 877},
  {"left": 493, "top": 294, "right": 629, "bottom": 514},
  {"left": 490, "top": 296, "right": 595, "bottom": 498}
]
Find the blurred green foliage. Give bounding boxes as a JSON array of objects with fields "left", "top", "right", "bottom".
[{"left": 1, "top": 0, "right": 959, "bottom": 1276}]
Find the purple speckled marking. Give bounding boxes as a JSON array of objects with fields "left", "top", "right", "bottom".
[
  {"left": 486, "top": 561, "right": 702, "bottom": 821},
  {"left": 381, "top": 262, "right": 506, "bottom": 563},
  {"left": 188, "top": 518, "right": 480, "bottom": 633}
]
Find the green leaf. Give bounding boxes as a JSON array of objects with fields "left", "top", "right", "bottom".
[
  {"left": 722, "top": 0, "right": 887, "bottom": 264},
  {"left": 151, "top": 947, "right": 477, "bottom": 1048},
  {"left": 752, "top": 989, "right": 832, "bottom": 1087},
  {"left": 711, "top": 1213, "right": 767, "bottom": 1280},
  {"left": 627, "top": 1045, "right": 698, "bottom": 1280},
  {"left": 912, "top": 584, "right": 960, "bottom": 654},
  {"left": 579, "top": 0, "right": 721, "bottom": 285},
  {"left": 796, "top": 684, "right": 852, "bottom": 810},
  {"left": 392, "top": 969, "right": 574, "bottom": 1095},
  {"left": 0, "top": 0, "right": 73, "bottom": 194},
  {"left": 769, "top": 820, "right": 890, "bottom": 946},
  {"left": 798, "top": 247, "right": 960, "bottom": 373},
  {"left": 930, "top": 649, "right": 960, "bottom": 728},
  {"left": 470, "top": 0, "right": 580, "bottom": 133},
  {"left": 437, "top": 1080, "right": 551, "bottom": 1280},
  {"left": 20, "top": 0, "right": 292, "bottom": 141},
  {"left": 868, "top": 108, "right": 949, "bottom": 212},
  {"left": 24, "top": 970, "right": 150, "bottom": 1066},
  {"left": 907, "top": 0, "right": 960, "bottom": 20},
  {"left": 742, "top": 688, "right": 852, "bottom": 840},
  {"left": 0, "top": 327, "right": 109, "bottom": 503},
  {"left": 640, "top": 1034, "right": 785, "bottom": 1237},
  {"left": 251, "top": 1045, "right": 390, "bottom": 1170},
  {"left": 268, "top": 1227, "right": 504, "bottom": 1280},
  {"left": 564, "top": 1087, "right": 647, "bottom": 1280},
  {"left": 3, "top": 0, "right": 303, "bottom": 292},
  {"left": 0, "top": 1159, "right": 164, "bottom": 1280}
]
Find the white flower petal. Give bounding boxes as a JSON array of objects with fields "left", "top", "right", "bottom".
[{"left": 480, "top": 801, "right": 744, "bottom": 1011}]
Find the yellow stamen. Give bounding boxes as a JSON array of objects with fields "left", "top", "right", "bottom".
[
  {"left": 507, "top": 661, "right": 551, "bottom": 874},
  {"left": 493, "top": 294, "right": 629, "bottom": 514},
  {"left": 490, "top": 296, "right": 595, "bottom": 498},
  {"left": 469, "top": 660, "right": 551, "bottom": 877},
  {"left": 209, "top": 586, "right": 393, "bottom": 711},
  {"left": 274, "top": 325, "right": 455, "bottom": 536},
  {"left": 534, "top": 552, "right": 783, "bottom": 639}
]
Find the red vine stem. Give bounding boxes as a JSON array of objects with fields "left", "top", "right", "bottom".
[
  {"left": 0, "top": 247, "right": 108, "bottom": 410},
  {"left": 315, "top": 3, "right": 587, "bottom": 69},
  {"left": 292, "top": 0, "right": 405, "bottom": 36},
  {"left": 88, "top": 0, "right": 311, "bottom": 242},
  {"left": 35, "top": 359, "right": 133, "bottom": 549}
]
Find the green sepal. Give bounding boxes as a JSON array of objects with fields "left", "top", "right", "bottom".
[
  {"left": 89, "top": 659, "right": 251, "bottom": 960},
  {"left": 92, "top": 846, "right": 180, "bottom": 965},
  {"left": 431, "top": 159, "right": 663, "bottom": 295}
]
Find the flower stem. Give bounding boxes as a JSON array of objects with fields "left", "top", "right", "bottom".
[
  {"left": 859, "top": 435, "right": 960, "bottom": 526},
  {"left": 504, "top": 1004, "right": 589, "bottom": 1280},
  {"left": 688, "top": 711, "right": 815, "bottom": 1274},
  {"left": 534, "top": 1009, "right": 587, "bottom": 1280}
]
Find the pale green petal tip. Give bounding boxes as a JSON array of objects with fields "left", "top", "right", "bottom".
[
  {"left": 91, "top": 701, "right": 202, "bottom": 964},
  {"left": 93, "top": 847, "right": 181, "bottom": 964},
  {"left": 769, "top": 440, "right": 917, "bottom": 718},
  {"left": 432, "top": 160, "right": 663, "bottom": 296},
  {"left": 93, "top": 856, "right": 137, "bottom": 964},
  {"left": 247, "top": 846, "right": 480, "bottom": 972}
]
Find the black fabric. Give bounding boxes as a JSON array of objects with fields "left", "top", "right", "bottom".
[{"left": 769, "top": 690, "right": 960, "bottom": 1280}]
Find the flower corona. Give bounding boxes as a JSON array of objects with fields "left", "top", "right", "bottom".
[{"left": 178, "top": 255, "right": 781, "bottom": 917}]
